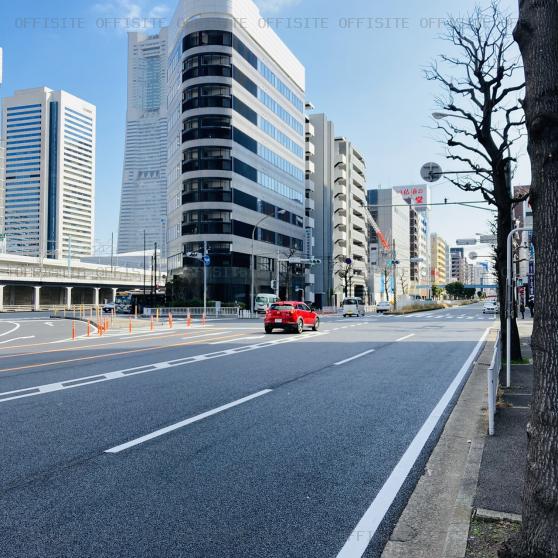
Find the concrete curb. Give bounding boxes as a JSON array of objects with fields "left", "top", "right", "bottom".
[
  {"left": 475, "top": 508, "right": 522, "bottom": 523},
  {"left": 382, "top": 329, "right": 498, "bottom": 558}
]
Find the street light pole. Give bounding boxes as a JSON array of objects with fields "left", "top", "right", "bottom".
[
  {"left": 251, "top": 215, "right": 271, "bottom": 315},
  {"left": 251, "top": 211, "right": 286, "bottom": 314},
  {"left": 203, "top": 240, "right": 207, "bottom": 317},
  {"left": 506, "top": 227, "right": 531, "bottom": 387}
]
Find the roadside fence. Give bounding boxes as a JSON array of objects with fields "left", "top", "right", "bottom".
[{"left": 487, "top": 332, "right": 502, "bottom": 436}]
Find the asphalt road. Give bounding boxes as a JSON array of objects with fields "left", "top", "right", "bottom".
[{"left": 0, "top": 305, "right": 495, "bottom": 557}]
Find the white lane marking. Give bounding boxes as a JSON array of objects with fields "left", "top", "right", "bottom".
[
  {"left": 0, "top": 331, "right": 328, "bottom": 403},
  {"left": 0, "top": 322, "right": 20, "bottom": 337},
  {"left": 336, "top": 327, "right": 490, "bottom": 558},
  {"left": 395, "top": 334, "right": 415, "bottom": 342},
  {"left": 44, "top": 322, "right": 54, "bottom": 327},
  {"left": 334, "top": 349, "right": 376, "bottom": 366},
  {"left": 0, "top": 335, "right": 35, "bottom": 345},
  {"left": 105, "top": 389, "right": 272, "bottom": 453},
  {"left": 210, "top": 335, "right": 264, "bottom": 345}
]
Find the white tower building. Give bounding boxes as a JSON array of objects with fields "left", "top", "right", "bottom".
[{"left": 117, "top": 29, "right": 168, "bottom": 256}]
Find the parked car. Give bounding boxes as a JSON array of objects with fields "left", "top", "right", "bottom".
[
  {"left": 342, "top": 297, "right": 365, "bottom": 317},
  {"left": 483, "top": 301, "right": 499, "bottom": 314},
  {"left": 255, "top": 293, "right": 279, "bottom": 314},
  {"left": 264, "top": 301, "right": 319, "bottom": 334},
  {"left": 103, "top": 302, "right": 115, "bottom": 314},
  {"left": 376, "top": 301, "right": 391, "bottom": 314}
]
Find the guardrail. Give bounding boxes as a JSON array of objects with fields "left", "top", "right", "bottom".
[
  {"left": 144, "top": 307, "right": 241, "bottom": 318},
  {"left": 487, "top": 332, "right": 502, "bottom": 436}
]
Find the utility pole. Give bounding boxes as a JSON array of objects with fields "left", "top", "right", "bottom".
[
  {"left": 393, "top": 239, "right": 398, "bottom": 311},
  {"left": 143, "top": 230, "right": 146, "bottom": 298},
  {"left": 153, "top": 242, "right": 158, "bottom": 309},
  {"left": 275, "top": 249, "right": 280, "bottom": 298},
  {"left": 203, "top": 240, "right": 207, "bottom": 316}
]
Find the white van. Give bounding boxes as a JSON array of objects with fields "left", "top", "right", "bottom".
[
  {"left": 342, "top": 297, "right": 365, "bottom": 318},
  {"left": 255, "top": 293, "right": 279, "bottom": 314}
]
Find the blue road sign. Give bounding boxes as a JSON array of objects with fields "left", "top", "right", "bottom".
[{"left": 203, "top": 255, "right": 211, "bottom": 266}]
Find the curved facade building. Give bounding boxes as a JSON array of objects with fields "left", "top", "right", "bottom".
[{"left": 166, "top": 0, "right": 307, "bottom": 304}]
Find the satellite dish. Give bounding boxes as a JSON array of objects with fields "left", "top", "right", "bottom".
[{"left": 420, "top": 162, "right": 443, "bottom": 183}]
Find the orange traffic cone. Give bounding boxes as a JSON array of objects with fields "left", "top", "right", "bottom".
[
  {"left": 72, "top": 321, "right": 76, "bottom": 340},
  {"left": 150, "top": 315, "right": 154, "bottom": 331},
  {"left": 187, "top": 313, "right": 192, "bottom": 328}
]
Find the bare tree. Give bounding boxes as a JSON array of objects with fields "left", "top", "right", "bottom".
[
  {"left": 499, "top": 1, "right": 558, "bottom": 556},
  {"left": 399, "top": 270, "right": 409, "bottom": 296},
  {"left": 426, "top": 1, "right": 527, "bottom": 360}
]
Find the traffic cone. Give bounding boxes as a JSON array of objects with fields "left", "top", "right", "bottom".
[
  {"left": 150, "top": 315, "right": 154, "bottom": 331},
  {"left": 72, "top": 321, "right": 76, "bottom": 340},
  {"left": 187, "top": 312, "right": 192, "bottom": 328}
]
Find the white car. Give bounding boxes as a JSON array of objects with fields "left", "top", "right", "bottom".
[
  {"left": 376, "top": 301, "right": 391, "bottom": 314},
  {"left": 483, "top": 301, "right": 499, "bottom": 314}
]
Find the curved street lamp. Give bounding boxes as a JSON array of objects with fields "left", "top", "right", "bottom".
[{"left": 251, "top": 210, "right": 286, "bottom": 314}]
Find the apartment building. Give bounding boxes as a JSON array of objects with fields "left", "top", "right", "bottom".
[
  {"left": 1, "top": 87, "right": 95, "bottom": 258},
  {"left": 430, "top": 233, "right": 448, "bottom": 285}
]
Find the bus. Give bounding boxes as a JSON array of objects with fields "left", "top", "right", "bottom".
[{"left": 105, "top": 290, "right": 166, "bottom": 314}]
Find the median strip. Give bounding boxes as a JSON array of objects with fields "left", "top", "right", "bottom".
[{"left": 105, "top": 390, "right": 272, "bottom": 453}]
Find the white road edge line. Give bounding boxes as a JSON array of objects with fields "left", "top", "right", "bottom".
[
  {"left": 0, "top": 336, "right": 35, "bottom": 345},
  {"left": 0, "top": 322, "right": 20, "bottom": 337},
  {"left": 395, "top": 334, "right": 415, "bottom": 342},
  {"left": 105, "top": 389, "right": 272, "bottom": 453},
  {"left": 336, "top": 327, "right": 490, "bottom": 558},
  {"left": 334, "top": 349, "right": 376, "bottom": 366}
]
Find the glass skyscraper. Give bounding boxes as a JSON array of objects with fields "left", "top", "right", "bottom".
[{"left": 1, "top": 87, "right": 96, "bottom": 258}]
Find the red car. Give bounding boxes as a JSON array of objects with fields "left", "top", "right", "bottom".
[{"left": 264, "top": 301, "right": 320, "bottom": 334}]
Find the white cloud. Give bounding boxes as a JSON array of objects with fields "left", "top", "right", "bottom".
[
  {"left": 254, "top": 0, "right": 302, "bottom": 15},
  {"left": 92, "top": 0, "right": 171, "bottom": 31}
]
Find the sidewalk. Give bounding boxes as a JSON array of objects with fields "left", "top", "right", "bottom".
[
  {"left": 473, "top": 318, "right": 533, "bottom": 519},
  {"left": 381, "top": 319, "right": 533, "bottom": 558}
]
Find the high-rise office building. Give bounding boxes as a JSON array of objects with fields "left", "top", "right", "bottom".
[
  {"left": 450, "top": 247, "right": 467, "bottom": 282},
  {"left": 117, "top": 29, "right": 168, "bottom": 256},
  {"left": 1, "top": 87, "right": 96, "bottom": 258},
  {"left": 165, "top": 0, "right": 306, "bottom": 303}
]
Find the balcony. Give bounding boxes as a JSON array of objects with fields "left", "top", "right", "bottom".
[
  {"left": 305, "top": 215, "right": 315, "bottom": 228},
  {"left": 305, "top": 179, "right": 315, "bottom": 192},
  {"left": 306, "top": 159, "right": 315, "bottom": 175},
  {"left": 305, "top": 197, "right": 315, "bottom": 211},
  {"left": 352, "top": 229, "right": 366, "bottom": 246},
  {"left": 334, "top": 184, "right": 347, "bottom": 200},
  {"left": 306, "top": 142, "right": 315, "bottom": 156},
  {"left": 335, "top": 154, "right": 347, "bottom": 169},
  {"left": 334, "top": 197, "right": 347, "bottom": 213},
  {"left": 335, "top": 213, "right": 347, "bottom": 228},
  {"left": 305, "top": 121, "right": 315, "bottom": 138}
]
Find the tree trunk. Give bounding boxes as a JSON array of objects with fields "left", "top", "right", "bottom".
[
  {"left": 500, "top": 2, "right": 558, "bottom": 556},
  {"left": 494, "top": 171, "right": 523, "bottom": 363}
]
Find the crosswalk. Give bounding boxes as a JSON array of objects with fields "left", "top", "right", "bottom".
[{"left": 328, "top": 313, "right": 496, "bottom": 322}]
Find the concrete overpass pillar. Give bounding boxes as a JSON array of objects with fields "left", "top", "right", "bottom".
[
  {"left": 33, "top": 286, "right": 41, "bottom": 312},
  {"left": 66, "top": 286, "right": 73, "bottom": 310},
  {"left": 94, "top": 287, "right": 100, "bottom": 307},
  {"left": 112, "top": 287, "right": 118, "bottom": 302},
  {"left": 0, "top": 285, "right": 4, "bottom": 312}
]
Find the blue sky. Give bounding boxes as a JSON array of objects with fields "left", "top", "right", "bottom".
[{"left": 0, "top": 0, "right": 529, "bottom": 257}]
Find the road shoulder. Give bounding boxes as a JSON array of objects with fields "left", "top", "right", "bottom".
[{"left": 381, "top": 329, "right": 498, "bottom": 558}]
